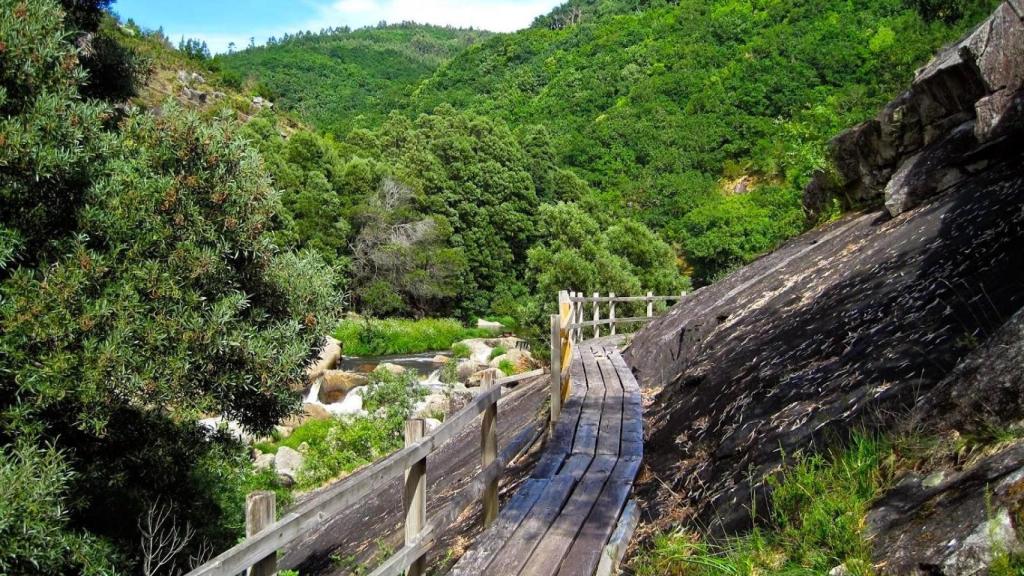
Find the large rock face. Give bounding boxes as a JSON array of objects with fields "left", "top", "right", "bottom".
[
  {"left": 805, "top": 1, "right": 1023, "bottom": 220},
  {"left": 626, "top": 148, "right": 1024, "bottom": 534},
  {"left": 626, "top": 5, "right": 1024, "bottom": 569},
  {"left": 623, "top": 3, "right": 1024, "bottom": 538}
]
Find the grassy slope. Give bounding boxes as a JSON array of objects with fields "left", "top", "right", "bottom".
[{"left": 214, "top": 25, "right": 493, "bottom": 136}]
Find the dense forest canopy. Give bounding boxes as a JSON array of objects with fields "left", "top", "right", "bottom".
[
  {"left": 212, "top": 24, "right": 493, "bottom": 136},
  {"left": 221, "top": 0, "right": 998, "bottom": 287}
]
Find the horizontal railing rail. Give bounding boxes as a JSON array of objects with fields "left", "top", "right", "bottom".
[{"left": 187, "top": 368, "right": 546, "bottom": 576}]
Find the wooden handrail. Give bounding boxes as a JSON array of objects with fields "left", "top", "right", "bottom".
[
  {"left": 186, "top": 369, "right": 545, "bottom": 576},
  {"left": 569, "top": 294, "right": 684, "bottom": 303}
]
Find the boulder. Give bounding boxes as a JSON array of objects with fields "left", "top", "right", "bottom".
[
  {"left": 477, "top": 318, "right": 504, "bottom": 330},
  {"left": 318, "top": 370, "right": 368, "bottom": 403},
  {"left": 489, "top": 336, "right": 529, "bottom": 351},
  {"left": 376, "top": 362, "right": 406, "bottom": 375},
  {"left": 467, "top": 367, "right": 505, "bottom": 387},
  {"left": 282, "top": 403, "right": 331, "bottom": 428},
  {"left": 423, "top": 418, "right": 443, "bottom": 435},
  {"left": 181, "top": 86, "right": 207, "bottom": 105},
  {"left": 882, "top": 120, "right": 978, "bottom": 216},
  {"left": 324, "top": 386, "right": 365, "bottom": 417},
  {"left": 867, "top": 442, "right": 1024, "bottom": 574},
  {"left": 274, "top": 425, "right": 293, "bottom": 439},
  {"left": 457, "top": 359, "right": 483, "bottom": 381},
  {"left": 305, "top": 336, "right": 342, "bottom": 384},
  {"left": 275, "top": 446, "right": 304, "bottom": 484},
  {"left": 803, "top": 0, "right": 1024, "bottom": 219},
  {"left": 432, "top": 354, "right": 451, "bottom": 364},
  {"left": 457, "top": 339, "right": 494, "bottom": 364},
  {"left": 625, "top": 132, "right": 1024, "bottom": 535},
  {"left": 253, "top": 451, "right": 275, "bottom": 471},
  {"left": 488, "top": 348, "right": 537, "bottom": 372},
  {"left": 414, "top": 393, "right": 450, "bottom": 419}
]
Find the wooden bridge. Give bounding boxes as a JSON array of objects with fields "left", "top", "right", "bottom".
[{"left": 187, "top": 291, "right": 683, "bottom": 576}]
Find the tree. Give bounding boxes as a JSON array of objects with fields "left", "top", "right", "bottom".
[
  {"left": 0, "top": 2, "right": 342, "bottom": 571},
  {"left": 351, "top": 179, "right": 467, "bottom": 316}
]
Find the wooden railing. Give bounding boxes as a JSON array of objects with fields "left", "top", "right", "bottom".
[
  {"left": 549, "top": 290, "right": 684, "bottom": 425},
  {"left": 186, "top": 368, "right": 545, "bottom": 576}
]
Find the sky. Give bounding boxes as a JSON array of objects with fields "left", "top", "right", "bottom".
[{"left": 113, "top": 0, "right": 565, "bottom": 54}]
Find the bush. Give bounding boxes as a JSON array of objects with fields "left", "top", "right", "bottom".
[
  {"left": 334, "top": 317, "right": 494, "bottom": 356},
  {"left": 0, "top": 441, "right": 122, "bottom": 575},
  {"left": 451, "top": 342, "right": 472, "bottom": 359},
  {"left": 489, "top": 345, "right": 508, "bottom": 360},
  {"left": 0, "top": 3, "right": 341, "bottom": 572}
]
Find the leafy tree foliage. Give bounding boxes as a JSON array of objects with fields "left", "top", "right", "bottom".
[{"left": 0, "top": 1, "right": 341, "bottom": 572}]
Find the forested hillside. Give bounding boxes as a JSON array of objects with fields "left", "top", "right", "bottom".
[
  {"left": 214, "top": 25, "right": 492, "bottom": 136},
  {"left": 225, "top": 0, "right": 998, "bottom": 285}
]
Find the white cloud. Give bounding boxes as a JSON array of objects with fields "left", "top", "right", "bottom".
[
  {"left": 309, "top": 0, "right": 561, "bottom": 32},
  {"left": 180, "top": 0, "right": 562, "bottom": 54}
]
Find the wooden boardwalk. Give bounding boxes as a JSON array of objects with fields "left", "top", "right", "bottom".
[{"left": 449, "top": 338, "right": 642, "bottom": 576}]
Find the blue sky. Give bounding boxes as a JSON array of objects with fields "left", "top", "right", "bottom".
[{"left": 113, "top": 0, "right": 564, "bottom": 53}]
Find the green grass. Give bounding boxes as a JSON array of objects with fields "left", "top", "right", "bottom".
[
  {"left": 488, "top": 345, "right": 508, "bottom": 361},
  {"left": 498, "top": 359, "right": 517, "bottom": 376},
  {"left": 255, "top": 419, "right": 335, "bottom": 455},
  {"left": 334, "top": 317, "right": 496, "bottom": 356},
  {"left": 451, "top": 342, "right": 472, "bottom": 359},
  {"left": 632, "top": 434, "right": 891, "bottom": 576}
]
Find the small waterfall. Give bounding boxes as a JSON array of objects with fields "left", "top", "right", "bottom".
[{"left": 304, "top": 379, "right": 322, "bottom": 404}]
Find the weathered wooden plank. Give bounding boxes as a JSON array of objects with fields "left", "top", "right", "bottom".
[
  {"left": 559, "top": 452, "right": 595, "bottom": 482},
  {"left": 480, "top": 473, "right": 578, "bottom": 576},
  {"left": 556, "top": 456, "right": 642, "bottom": 576},
  {"left": 515, "top": 455, "right": 618, "bottom": 576},
  {"left": 535, "top": 348, "right": 587, "bottom": 479},
  {"left": 595, "top": 355, "right": 623, "bottom": 457},
  {"left": 245, "top": 492, "right": 276, "bottom": 576},
  {"left": 448, "top": 479, "right": 550, "bottom": 576},
  {"left": 572, "top": 346, "right": 605, "bottom": 456},
  {"left": 568, "top": 295, "right": 684, "bottom": 304},
  {"left": 594, "top": 499, "right": 640, "bottom": 576}
]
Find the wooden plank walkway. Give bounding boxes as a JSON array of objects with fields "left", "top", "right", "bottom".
[{"left": 449, "top": 339, "right": 642, "bottom": 576}]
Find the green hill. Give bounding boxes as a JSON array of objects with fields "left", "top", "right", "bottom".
[
  {"left": 221, "top": 0, "right": 996, "bottom": 283},
  {"left": 410, "top": 0, "right": 997, "bottom": 254},
  {"left": 213, "top": 24, "right": 492, "bottom": 136}
]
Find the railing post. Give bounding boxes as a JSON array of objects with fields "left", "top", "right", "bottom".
[
  {"left": 592, "top": 292, "right": 600, "bottom": 339},
  {"left": 550, "top": 314, "right": 561, "bottom": 430},
  {"left": 570, "top": 291, "right": 578, "bottom": 342},
  {"left": 404, "top": 419, "right": 427, "bottom": 576},
  {"left": 609, "top": 292, "right": 617, "bottom": 336},
  {"left": 481, "top": 371, "right": 498, "bottom": 527},
  {"left": 246, "top": 492, "right": 276, "bottom": 576},
  {"left": 647, "top": 291, "right": 654, "bottom": 318},
  {"left": 575, "top": 292, "right": 584, "bottom": 342}
]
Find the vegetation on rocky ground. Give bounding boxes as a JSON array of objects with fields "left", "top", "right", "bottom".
[
  {"left": 334, "top": 317, "right": 496, "bottom": 356},
  {"left": 631, "top": 430, "right": 1024, "bottom": 575},
  {"left": 255, "top": 369, "right": 425, "bottom": 490}
]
